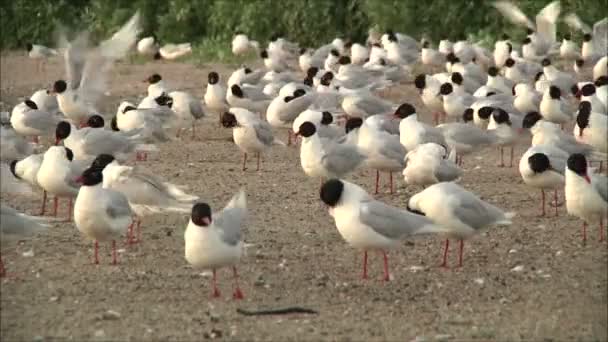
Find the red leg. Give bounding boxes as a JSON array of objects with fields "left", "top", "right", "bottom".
[
  {"left": 458, "top": 240, "right": 464, "bottom": 267},
  {"left": 499, "top": 147, "right": 505, "bottom": 167},
  {"left": 582, "top": 222, "right": 587, "bottom": 244},
  {"left": 143, "top": 152, "right": 147, "bottom": 161},
  {"left": 232, "top": 266, "right": 244, "bottom": 299},
  {"left": 212, "top": 269, "right": 221, "bottom": 298},
  {"left": 191, "top": 123, "right": 196, "bottom": 139},
  {"left": 242, "top": 153, "right": 248, "bottom": 171},
  {"left": 382, "top": 251, "right": 390, "bottom": 281},
  {"left": 287, "top": 130, "right": 292, "bottom": 146},
  {"left": 600, "top": 161, "right": 603, "bottom": 173},
  {"left": 441, "top": 239, "right": 450, "bottom": 268},
  {"left": 553, "top": 190, "right": 558, "bottom": 217},
  {"left": 389, "top": 172, "right": 394, "bottom": 195},
  {"left": 136, "top": 219, "right": 142, "bottom": 242},
  {"left": 374, "top": 170, "right": 380, "bottom": 194},
  {"left": 111, "top": 240, "right": 117, "bottom": 265},
  {"left": 33, "top": 136, "right": 39, "bottom": 144},
  {"left": 509, "top": 146, "right": 514, "bottom": 167},
  {"left": 39, "top": 190, "right": 47, "bottom": 216},
  {"left": 53, "top": 196, "right": 59, "bottom": 217},
  {"left": 94, "top": 241, "right": 99, "bottom": 264},
  {"left": 67, "top": 198, "right": 73, "bottom": 221},
  {"left": 362, "top": 251, "right": 368, "bottom": 279},
  {"left": 432, "top": 112, "right": 439, "bottom": 126},
  {"left": 540, "top": 190, "right": 546, "bottom": 217},
  {"left": 599, "top": 219, "right": 605, "bottom": 242},
  {"left": 256, "top": 153, "right": 260, "bottom": 171},
  {"left": 127, "top": 221, "right": 135, "bottom": 245}
]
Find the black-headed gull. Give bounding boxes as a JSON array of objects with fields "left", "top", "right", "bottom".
[
  {"left": 26, "top": 43, "right": 58, "bottom": 72},
  {"left": 574, "top": 102, "right": 607, "bottom": 171},
  {"left": 226, "top": 84, "right": 271, "bottom": 115},
  {"left": 184, "top": 190, "right": 247, "bottom": 299},
  {"left": 204, "top": 72, "right": 229, "bottom": 125},
  {"left": 267, "top": 88, "right": 314, "bottom": 145},
  {"left": 168, "top": 90, "right": 205, "bottom": 139},
  {"left": 519, "top": 145, "right": 567, "bottom": 216},
  {"left": 232, "top": 34, "right": 259, "bottom": 55},
  {"left": 319, "top": 179, "right": 440, "bottom": 280},
  {"left": 52, "top": 12, "right": 140, "bottom": 126},
  {"left": 10, "top": 100, "right": 60, "bottom": 143},
  {"left": 394, "top": 103, "right": 447, "bottom": 152},
  {"left": 222, "top": 108, "right": 283, "bottom": 171},
  {"left": 137, "top": 36, "right": 159, "bottom": 56},
  {"left": 408, "top": 182, "right": 515, "bottom": 268},
  {"left": 486, "top": 108, "right": 523, "bottom": 167},
  {"left": 37, "top": 146, "right": 81, "bottom": 220},
  {"left": 539, "top": 86, "right": 574, "bottom": 126},
  {"left": 74, "top": 168, "right": 133, "bottom": 264},
  {"left": 1, "top": 126, "right": 34, "bottom": 162},
  {"left": 10, "top": 153, "right": 45, "bottom": 214},
  {"left": 437, "top": 122, "right": 498, "bottom": 166},
  {"left": 565, "top": 153, "right": 607, "bottom": 243},
  {"left": 297, "top": 122, "right": 364, "bottom": 182},
  {"left": 90, "top": 154, "right": 198, "bottom": 244}
]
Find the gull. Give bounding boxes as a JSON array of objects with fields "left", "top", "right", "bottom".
[
  {"left": 574, "top": 101, "right": 608, "bottom": 170},
  {"left": 137, "top": 36, "right": 159, "bottom": 56},
  {"left": 579, "top": 84, "right": 606, "bottom": 114},
  {"left": 30, "top": 89, "right": 59, "bottom": 114},
  {"left": 437, "top": 121, "right": 498, "bottom": 166},
  {"left": 89, "top": 154, "right": 198, "bottom": 244},
  {"left": 595, "top": 76, "right": 608, "bottom": 107},
  {"left": 324, "top": 49, "right": 341, "bottom": 72},
  {"left": 221, "top": 108, "right": 282, "bottom": 171},
  {"left": 513, "top": 83, "right": 542, "bottom": 114},
  {"left": 261, "top": 49, "right": 290, "bottom": 72},
  {"left": 144, "top": 73, "right": 169, "bottom": 98},
  {"left": 402, "top": 143, "right": 462, "bottom": 188},
  {"left": 299, "top": 48, "right": 324, "bottom": 73},
  {"left": 350, "top": 43, "right": 369, "bottom": 65},
  {"left": 494, "top": 34, "right": 512, "bottom": 67},
  {"left": 227, "top": 84, "right": 271, "bottom": 115},
  {"left": 565, "top": 153, "right": 607, "bottom": 243},
  {"left": 9, "top": 153, "right": 46, "bottom": 214},
  {"left": 232, "top": 33, "right": 259, "bottom": 55},
  {"left": 522, "top": 111, "right": 594, "bottom": 157},
  {"left": 493, "top": 1, "right": 561, "bottom": 56},
  {"left": 559, "top": 33, "right": 581, "bottom": 60},
  {"left": 157, "top": 43, "right": 192, "bottom": 60},
  {"left": 185, "top": 190, "right": 247, "bottom": 299},
  {"left": 503, "top": 58, "right": 541, "bottom": 84},
  {"left": 266, "top": 88, "right": 314, "bottom": 145},
  {"left": 1, "top": 205, "right": 49, "bottom": 277},
  {"left": 395, "top": 103, "right": 446, "bottom": 149},
  {"left": 292, "top": 110, "right": 344, "bottom": 141},
  {"left": 297, "top": 122, "right": 365, "bottom": 181},
  {"left": 414, "top": 74, "right": 445, "bottom": 124},
  {"left": 341, "top": 93, "right": 394, "bottom": 120},
  {"left": 227, "top": 67, "right": 264, "bottom": 87},
  {"left": 0, "top": 126, "right": 33, "bottom": 162},
  {"left": 564, "top": 14, "right": 608, "bottom": 63},
  {"left": 1, "top": 162, "right": 32, "bottom": 195},
  {"left": 74, "top": 168, "right": 132, "bottom": 264},
  {"left": 344, "top": 118, "right": 405, "bottom": 194},
  {"left": 539, "top": 86, "right": 574, "bottom": 126},
  {"left": 593, "top": 57, "right": 607, "bottom": 81},
  {"left": 137, "top": 91, "right": 173, "bottom": 110},
  {"left": 540, "top": 59, "right": 576, "bottom": 94},
  {"left": 486, "top": 66, "right": 514, "bottom": 94},
  {"left": 52, "top": 11, "right": 141, "bottom": 126},
  {"left": 10, "top": 99, "right": 60, "bottom": 143},
  {"left": 37, "top": 146, "right": 80, "bottom": 220},
  {"left": 319, "top": 179, "right": 441, "bottom": 281},
  {"left": 26, "top": 43, "right": 58, "bottom": 72},
  {"left": 487, "top": 108, "right": 523, "bottom": 167},
  {"left": 204, "top": 71, "right": 229, "bottom": 125},
  {"left": 407, "top": 182, "right": 515, "bottom": 268},
  {"left": 168, "top": 90, "right": 205, "bottom": 139},
  {"left": 421, "top": 41, "right": 446, "bottom": 67}
]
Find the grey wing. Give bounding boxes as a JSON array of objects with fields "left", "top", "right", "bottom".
[
  {"left": 377, "top": 135, "right": 406, "bottom": 163},
  {"left": 545, "top": 150, "right": 567, "bottom": 175},
  {"left": 279, "top": 96, "right": 313, "bottom": 122},
  {"left": 357, "top": 97, "right": 393, "bottom": 115},
  {"left": 62, "top": 31, "right": 89, "bottom": 90},
  {"left": 422, "top": 126, "right": 447, "bottom": 146},
  {"left": 0, "top": 205, "right": 48, "bottom": 237},
  {"left": 435, "top": 160, "right": 463, "bottom": 182},
  {"left": 452, "top": 193, "right": 506, "bottom": 230},
  {"left": 593, "top": 18, "right": 608, "bottom": 53},
  {"left": 591, "top": 174, "right": 608, "bottom": 203},
  {"left": 359, "top": 200, "right": 436, "bottom": 239},
  {"left": 105, "top": 191, "right": 132, "bottom": 218},
  {"left": 213, "top": 207, "right": 246, "bottom": 246},
  {"left": 189, "top": 99, "right": 205, "bottom": 119},
  {"left": 254, "top": 123, "right": 274, "bottom": 146},
  {"left": 82, "top": 130, "right": 133, "bottom": 155},
  {"left": 555, "top": 135, "right": 591, "bottom": 155},
  {"left": 322, "top": 144, "right": 364, "bottom": 176},
  {"left": 21, "top": 110, "right": 58, "bottom": 133}
]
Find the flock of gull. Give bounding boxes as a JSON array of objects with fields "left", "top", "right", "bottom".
[{"left": 2, "top": 2, "right": 607, "bottom": 300}]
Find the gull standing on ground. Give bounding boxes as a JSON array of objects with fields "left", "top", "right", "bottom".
[
  {"left": 10, "top": 99, "right": 60, "bottom": 143},
  {"left": 565, "top": 153, "right": 607, "bottom": 243},
  {"left": 402, "top": 143, "right": 462, "bottom": 188},
  {"left": 185, "top": 190, "right": 247, "bottom": 299},
  {"left": 407, "top": 182, "right": 515, "bottom": 268},
  {"left": 319, "top": 179, "right": 441, "bottom": 281},
  {"left": 222, "top": 108, "right": 283, "bottom": 171},
  {"left": 204, "top": 71, "right": 229, "bottom": 125},
  {"left": 9, "top": 154, "right": 46, "bottom": 214},
  {"left": 74, "top": 168, "right": 132, "bottom": 264},
  {"left": 394, "top": 103, "right": 447, "bottom": 152},
  {"left": 36, "top": 146, "right": 80, "bottom": 220}
]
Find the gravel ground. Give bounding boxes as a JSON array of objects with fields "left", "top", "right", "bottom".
[{"left": 1, "top": 53, "right": 607, "bottom": 341}]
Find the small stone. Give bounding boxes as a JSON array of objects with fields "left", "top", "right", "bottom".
[
  {"left": 555, "top": 250, "right": 563, "bottom": 256},
  {"left": 32, "top": 335, "right": 44, "bottom": 342},
  {"left": 409, "top": 266, "right": 426, "bottom": 272},
  {"left": 435, "top": 334, "right": 453, "bottom": 341},
  {"left": 474, "top": 278, "right": 484, "bottom": 285},
  {"left": 510, "top": 265, "right": 524, "bottom": 272},
  {"left": 508, "top": 249, "right": 517, "bottom": 254},
  {"left": 22, "top": 249, "right": 35, "bottom": 257},
  {"left": 49, "top": 296, "right": 59, "bottom": 302},
  {"left": 101, "top": 310, "right": 121, "bottom": 320},
  {"left": 94, "top": 329, "right": 105, "bottom": 337}
]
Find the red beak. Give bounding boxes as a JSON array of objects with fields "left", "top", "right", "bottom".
[
  {"left": 202, "top": 217, "right": 211, "bottom": 225},
  {"left": 578, "top": 128, "right": 584, "bottom": 137},
  {"left": 584, "top": 174, "right": 591, "bottom": 183},
  {"left": 55, "top": 138, "right": 60, "bottom": 145},
  {"left": 75, "top": 176, "right": 84, "bottom": 184}
]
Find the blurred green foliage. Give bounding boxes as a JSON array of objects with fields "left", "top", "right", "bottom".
[{"left": 1, "top": 0, "right": 605, "bottom": 58}]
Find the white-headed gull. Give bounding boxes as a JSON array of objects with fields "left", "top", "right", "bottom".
[{"left": 184, "top": 190, "right": 247, "bottom": 299}]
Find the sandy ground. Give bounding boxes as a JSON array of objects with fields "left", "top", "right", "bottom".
[{"left": 0, "top": 52, "right": 607, "bottom": 342}]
